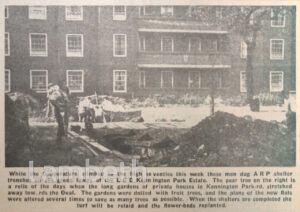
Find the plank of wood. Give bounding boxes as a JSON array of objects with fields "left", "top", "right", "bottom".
[
  {"left": 68, "top": 130, "right": 129, "bottom": 161},
  {"left": 68, "top": 131, "right": 111, "bottom": 153},
  {"left": 122, "top": 122, "right": 142, "bottom": 129},
  {"left": 68, "top": 133, "right": 99, "bottom": 157}
]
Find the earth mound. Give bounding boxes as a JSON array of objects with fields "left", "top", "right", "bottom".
[{"left": 160, "top": 111, "right": 295, "bottom": 167}]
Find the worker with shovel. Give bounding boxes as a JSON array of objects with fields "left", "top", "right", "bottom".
[{"left": 47, "top": 83, "right": 69, "bottom": 144}]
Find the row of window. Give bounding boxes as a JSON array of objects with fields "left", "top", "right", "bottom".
[
  {"left": 4, "top": 32, "right": 285, "bottom": 59},
  {"left": 141, "top": 7, "right": 286, "bottom": 28},
  {"left": 4, "top": 33, "right": 126, "bottom": 57},
  {"left": 4, "top": 6, "right": 124, "bottom": 21},
  {"left": 240, "top": 39, "right": 284, "bottom": 60},
  {"left": 4, "top": 6, "right": 173, "bottom": 21},
  {"left": 4, "top": 69, "right": 126, "bottom": 93},
  {"left": 138, "top": 71, "right": 283, "bottom": 92},
  {"left": 240, "top": 71, "right": 284, "bottom": 92},
  {"left": 4, "top": 69, "right": 84, "bottom": 93},
  {"left": 139, "top": 71, "right": 230, "bottom": 89},
  {"left": 139, "top": 6, "right": 173, "bottom": 17},
  {"left": 4, "top": 6, "right": 286, "bottom": 27},
  {"left": 4, "top": 69, "right": 226, "bottom": 94},
  {"left": 139, "top": 36, "right": 222, "bottom": 53},
  {"left": 4, "top": 69, "right": 284, "bottom": 94}
]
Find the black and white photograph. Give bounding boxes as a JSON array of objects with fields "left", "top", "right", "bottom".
[{"left": 4, "top": 5, "right": 296, "bottom": 167}]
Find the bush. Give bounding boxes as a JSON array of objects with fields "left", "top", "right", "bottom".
[
  {"left": 178, "top": 94, "right": 206, "bottom": 105},
  {"left": 152, "top": 94, "right": 206, "bottom": 106},
  {"left": 220, "top": 95, "right": 247, "bottom": 106},
  {"left": 255, "top": 93, "right": 285, "bottom": 106}
]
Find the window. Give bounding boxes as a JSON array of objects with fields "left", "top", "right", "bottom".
[
  {"left": 113, "top": 70, "right": 127, "bottom": 93},
  {"left": 65, "top": 6, "right": 83, "bottom": 20},
  {"left": 30, "top": 33, "right": 47, "bottom": 56},
  {"left": 161, "top": 37, "right": 173, "bottom": 52},
  {"left": 161, "top": 6, "right": 173, "bottom": 17},
  {"left": 270, "top": 71, "right": 284, "bottom": 92},
  {"left": 66, "top": 70, "right": 84, "bottom": 93},
  {"left": 189, "top": 38, "right": 201, "bottom": 53},
  {"left": 200, "top": 72, "right": 229, "bottom": 89},
  {"left": 66, "top": 34, "right": 83, "bottom": 57},
  {"left": 98, "top": 7, "right": 101, "bottom": 23},
  {"left": 249, "top": 14, "right": 254, "bottom": 25},
  {"left": 240, "top": 71, "right": 247, "bottom": 92},
  {"left": 30, "top": 70, "right": 48, "bottom": 92},
  {"left": 201, "top": 72, "right": 210, "bottom": 88},
  {"left": 140, "top": 6, "right": 154, "bottom": 16},
  {"left": 207, "top": 39, "right": 218, "bottom": 52},
  {"left": 5, "top": 69, "right": 10, "bottom": 93},
  {"left": 29, "top": 6, "right": 47, "bottom": 19},
  {"left": 139, "top": 36, "right": 145, "bottom": 52},
  {"left": 188, "top": 71, "right": 201, "bottom": 89},
  {"left": 161, "top": 71, "right": 173, "bottom": 89},
  {"left": 241, "top": 41, "right": 247, "bottom": 58},
  {"left": 217, "top": 39, "right": 227, "bottom": 52},
  {"left": 139, "top": 71, "right": 146, "bottom": 88},
  {"left": 113, "top": 6, "right": 126, "bottom": 20},
  {"left": 216, "top": 7, "right": 223, "bottom": 19},
  {"left": 271, "top": 9, "right": 285, "bottom": 27},
  {"left": 5, "top": 32, "right": 10, "bottom": 56},
  {"left": 5, "top": 6, "right": 8, "bottom": 19},
  {"left": 270, "top": 39, "right": 284, "bottom": 60},
  {"left": 113, "top": 34, "right": 127, "bottom": 57},
  {"left": 190, "top": 7, "right": 205, "bottom": 19},
  {"left": 217, "top": 72, "right": 229, "bottom": 88}
]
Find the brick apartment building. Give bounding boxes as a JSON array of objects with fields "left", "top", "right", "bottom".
[{"left": 4, "top": 6, "right": 296, "bottom": 99}]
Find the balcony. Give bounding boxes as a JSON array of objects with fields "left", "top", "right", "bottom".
[
  {"left": 137, "top": 52, "right": 232, "bottom": 69},
  {"left": 138, "top": 19, "right": 229, "bottom": 34}
]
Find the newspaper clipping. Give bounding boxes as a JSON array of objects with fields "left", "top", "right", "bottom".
[{"left": 1, "top": 0, "right": 299, "bottom": 211}]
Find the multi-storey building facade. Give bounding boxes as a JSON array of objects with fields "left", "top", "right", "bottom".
[{"left": 4, "top": 6, "right": 296, "bottom": 99}]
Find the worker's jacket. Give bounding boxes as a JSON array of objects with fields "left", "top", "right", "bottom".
[{"left": 48, "top": 85, "right": 69, "bottom": 112}]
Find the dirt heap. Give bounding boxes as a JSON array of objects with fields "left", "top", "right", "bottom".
[
  {"left": 5, "top": 94, "right": 32, "bottom": 167},
  {"left": 159, "top": 111, "right": 295, "bottom": 167}
]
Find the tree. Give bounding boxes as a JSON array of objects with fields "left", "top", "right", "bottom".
[
  {"left": 190, "top": 6, "right": 294, "bottom": 111},
  {"left": 208, "top": 53, "right": 218, "bottom": 115}
]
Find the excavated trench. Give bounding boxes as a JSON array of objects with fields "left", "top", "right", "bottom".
[{"left": 79, "top": 111, "right": 295, "bottom": 167}]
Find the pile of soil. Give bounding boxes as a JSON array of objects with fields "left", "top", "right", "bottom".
[
  {"left": 158, "top": 111, "right": 295, "bottom": 167},
  {"left": 5, "top": 94, "right": 31, "bottom": 167}
]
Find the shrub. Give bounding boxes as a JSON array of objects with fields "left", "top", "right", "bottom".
[
  {"left": 255, "top": 93, "right": 285, "bottom": 106},
  {"left": 220, "top": 95, "right": 247, "bottom": 106}
]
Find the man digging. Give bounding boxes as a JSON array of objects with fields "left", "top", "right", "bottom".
[{"left": 47, "top": 83, "right": 69, "bottom": 144}]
